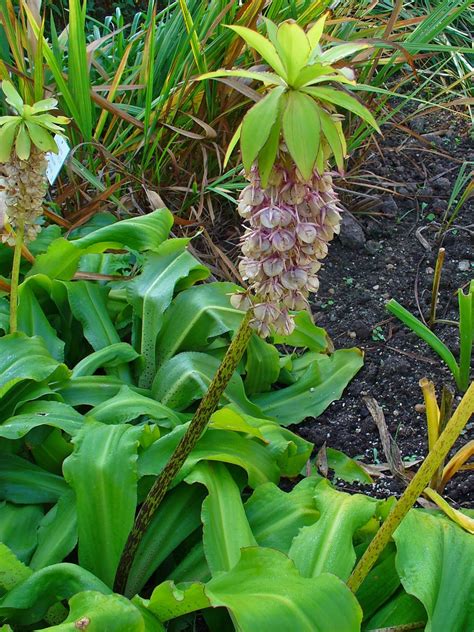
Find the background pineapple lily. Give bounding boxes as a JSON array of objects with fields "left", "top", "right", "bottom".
[
  {"left": 201, "top": 15, "right": 380, "bottom": 336},
  {"left": 0, "top": 81, "right": 68, "bottom": 332}
]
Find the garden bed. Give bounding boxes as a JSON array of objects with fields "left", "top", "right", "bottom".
[{"left": 295, "top": 112, "right": 473, "bottom": 507}]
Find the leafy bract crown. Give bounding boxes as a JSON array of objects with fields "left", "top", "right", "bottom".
[
  {"left": 201, "top": 15, "right": 380, "bottom": 184},
  {"left": 0, "top": 81, "right": 69, "bottom": 162}
]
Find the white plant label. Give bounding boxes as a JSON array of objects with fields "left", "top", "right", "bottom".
[{"left": 46, "top": 135, "right": 70, "bottom": 185}]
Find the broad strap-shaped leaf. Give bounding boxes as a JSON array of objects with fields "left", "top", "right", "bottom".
[
  {"left": 154, "top": 282, "right": 243, "bottom": 368},
  {"left": 244, "top": 334, "right": 280, "bottom": 395},
  {"left": 0, "top": 543, "right": 32, "bottom": 592},
  {"left": 227, "top": 25, "right": 287, "bottom": 78},
  {"left": 206, "top": 547, "right": 362, "bottom": 632},
  {"left": 41, "top": 591, "right": 147, "bottom": 631},
  {"left": 72, "top": 208, "right": 174, "bottom": 252},
  {"left": 275, "top": 21, "right": 310, "bottom": 85},
  {"left": 303, "top": 86, "right": 380, "bottom": 132},
  {"left": 138, "top": 425, "right": 280, "bottom": 488},
  {"left": 26, "top": 239, "right": 83, "bottom": 281},
  {"left": 245, "top": 477, "right": 319, "bottom": 553},
  {"left": 126, "top": 239, "right": 209, "bottom": 387},
  {"left": 56, "top": 376, "right": 148, "bottom": 408},
  {"left": 282, "top": 90, "right": 320, "bottom": 181},
  {"left": 241, "top": 86, "right": 285, "bottom": 173},
  {"left": 252, "top": 349, "right": 363, "bottom": 425},
  {"left": 363, "top": 590, "right": 427, "bottom": 631},
  {"left": 86, "top": 385, "right": 182, "bottom": 428},
  {"left": 0, "top": 503, "right": 43, "bottom": 564},
  {"left": 125, "top": 483, "right": 206, "bottom": 598},
  {"left": 138, "top": 581, "right": 210, "bottom": 622},
  {"left": 72, "top": 344, "right": 141, "bottom": 377},
  {"left": 63, "top": 422, "right": 142, "bottom": 587},
  {"left": 289, "top": 479, "right": 377, "bottom": 580},
  {"left": 185, "top": 462, "right": 257, "bottom": 575},
  {"left": 0, "top": 563, "right": 111, "bottom": 626},
  {"left": 0, "top": 401, "right": 84, "bottom": 440},
  {"left": 394, "top": 510, "right": 474, "bottom": 631},
  {"left": 64, "top": 282, "right": 131, "bottom": 383},
  {"left": 0, "top": 334, "right": 70, "bottom": 401},
  {"left": 271, "top": 310, "right": 329, "bottom": 352},
  {"left": 17, "top": 283, "right": 65, "bottom": 361},
  {"left": 0, "top": 454, "right": 68, "bottom": 504},
  {"left": 30, "top": 490, "right": 77, "bottom": 570},
  {"left": 153, "top": 351, "right": 262, "bottom": 416}
]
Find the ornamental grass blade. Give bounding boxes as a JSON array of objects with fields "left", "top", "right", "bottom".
[{"left": 63, "top": 422, "right": 142, "bottom": 588}]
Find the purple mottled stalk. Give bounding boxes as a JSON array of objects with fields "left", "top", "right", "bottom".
[{"left": 232, "top": 151, "right": 342, "bottom": 336}]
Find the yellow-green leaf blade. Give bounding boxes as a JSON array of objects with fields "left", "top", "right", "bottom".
[
  {"left": 303, "top": 86, "right": 381, "bottom": 132},
  {"left": 282, "top": 91, "right": 320, "bottom": 181},
  {"left": 241, "top": 86, "right": 285, "bottom": 173}
]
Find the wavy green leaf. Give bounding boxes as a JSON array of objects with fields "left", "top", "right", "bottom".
[
  {"left": 245, "top": 477, "right": 319, "bottom": 552},
  {"left": 126, "top": 239, "right": 208, "bottom": 387},
  {"left": 86, "top": 385, "right": 182, "bottom": 428},
  {"left": 0, "top": 334, "right": 69, "bottom": 401},
  {"left": 153, "top": 352, "right": 262, "bottom": 416},
  {"left": 72, "top": 343, "right": 141, "bottom": 377},
  {"left": 30, "top": 490, "right": 77, "bottom": 571},
  {"left": 244, "top": 335, "right": 280, "bottom": 395},
  {"left": 126, "top": 483, "right": 206, "bottom": 598},
  {"left": 0, "top": 401, "right": 83, "bottom": 439},
  {"left": 186, "top": 462, "right": 257, "bottom": 575},
  {"left": 206, "top": 547, "right": 362, "bottom": 632},
  {"left": 253, "top": 349, "right": 363, "bottom": 424},
  {"left": 63, "top": 422, "right": 142, "bottom": 587},
  {"left": 155, "top": 282, "right": 242, "bottom": 368},
  {"left": 72, "top": 209, "right": 174, "bottom": 253},
  {"left": 394, "top": 510, "right": 474, "bottom": 631},
  {"left": 42, "top": 591, "right": 146, "bottom": 631},
  {"left": 289, "top": 479, "right": 377, "bottom": 580},
  {"left": 138, "top": 426, "right": 280, "bottom": 488},
  {"left": 0, "top": 503, "right": 43, "bottom": 564},
  {"left": 0, "top": 563, "right": 111, "bottom": 626},
  {"left": 0, "top": 454, "right": 68, "bottom": 504}
]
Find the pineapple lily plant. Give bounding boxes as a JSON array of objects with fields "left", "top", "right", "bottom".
[
  {"left": 201, "top": 15, "right": 380, "bottom": 336},
  {"left": 0, "top": 81, "right": 68, "bottom": 332},
  {"left": 115, "top": 16, "right": 381, "bottom": 589}
]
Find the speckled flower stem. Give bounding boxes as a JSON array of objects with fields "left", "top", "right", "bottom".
[
  {"left": 114, "top": 310, "right": 253, "bottom": 595},
  {"left": 9, "top": 216, "right": 24, "bottom": 333},
  {"left": 347, "top": 380, "right": 474, "bottom": 593}
]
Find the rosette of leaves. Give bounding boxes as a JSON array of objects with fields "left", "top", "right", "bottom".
[
  {"left": 201, "top": 16, "right": 380, "bottom": 336},
  {"left": 0, "top": 80, "right": 69, "bottom": 333},
  {"left": 0, "top": 81, "right": 69, "bottom": 242}
]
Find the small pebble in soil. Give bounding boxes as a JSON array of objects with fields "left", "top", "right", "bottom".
[
  {"left": 415, "top": 404, "right": 426, "bottom": 413},
  {"left": 349, "top": 331, "right": 357, "bottom": 339},
  {"left": 458, "top": 260, "right": 470, "bottom": 271}
]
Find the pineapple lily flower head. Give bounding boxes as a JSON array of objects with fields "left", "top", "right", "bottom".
[
  {"left": 200, "top": 16, "right": 380, "bottom": 337},
  {"left": 0, "top": 81, "right": 69, "bottom": 162},
  {"left": 0, "top": 81, "right": 69, "bottom": 243}
]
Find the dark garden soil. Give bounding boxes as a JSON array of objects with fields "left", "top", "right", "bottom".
[{"left": 293, "top": 111, "right": 474, "bottom": 508}]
